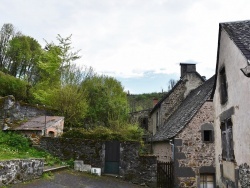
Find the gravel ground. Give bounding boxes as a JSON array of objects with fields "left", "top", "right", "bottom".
[{"left": 10, "top": 169, "right": 143, "bottom": 188}]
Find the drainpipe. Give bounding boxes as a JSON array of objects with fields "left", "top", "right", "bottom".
[{"left": 169, "top": 139, "right": 174, "bottom": 161}]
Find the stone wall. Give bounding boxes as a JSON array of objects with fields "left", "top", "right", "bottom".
[
  {"left": 0, "top": 95, "right": 51, "bottom": 130},
  {"left": 120, "top": 142, "right": 157, "bottom": 187},
  {"left": 174, "top": 101, "right": 215, "bottom": 188},
  {"left": 152, "top": 141, "right": 172, "bottom": 162},
  {"left": 40, "top": 137, "right": 105, "bottom": 167},
  {"left": 0, "top": 159, "right": 44, "bottom": 186},
  {"left": 40, "top": 137, "right": 157, "bottom": 187}
]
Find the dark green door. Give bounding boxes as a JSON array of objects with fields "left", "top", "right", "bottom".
[{"left": 104, "top": 141, "right": 120, "bottom": 175}]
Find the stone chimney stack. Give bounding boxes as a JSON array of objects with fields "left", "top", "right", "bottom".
[
  {"left": 180, "top": 63, "right": 196, "bottom": 78},
  {"left": 153, "top": 98, "right": 158, "bottom": 107}
]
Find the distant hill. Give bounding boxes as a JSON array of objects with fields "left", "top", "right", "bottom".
[{"left": 127, "top": 92, "right": 167, "bottom": 112}]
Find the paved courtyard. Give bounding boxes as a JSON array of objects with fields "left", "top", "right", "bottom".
[{"left": 10, "top": 169, "right": 142, "bottom": 188}]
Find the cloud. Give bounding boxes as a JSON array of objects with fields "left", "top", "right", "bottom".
[{"left": 1, "top": 0, "right": 250, "bottom": 93}]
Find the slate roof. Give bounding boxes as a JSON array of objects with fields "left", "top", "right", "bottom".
[
  {"left": 150, "top": 72, "right": 205, "bottom": 116},
  {"left": 152, "top": 76, "right": 215, "bottom": 142},
  {"left": 221, "top": 20, "right": 250, "bottom": 61},
  {"left": 14, "top": 116, "right": 64, "bottom": 131},
  {"left": 212, "top": 20, "right": 250, "bottom": 98}
]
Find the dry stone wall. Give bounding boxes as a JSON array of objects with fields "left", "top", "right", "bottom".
[{"left": 0, "top": 159, "right": 44, "bottom": 186}]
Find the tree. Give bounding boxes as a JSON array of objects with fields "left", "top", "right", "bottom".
[
  {"left": 168, "top": 79, "right": 178, "bottom": 91},
  {"left": 6, "top": 35, "right": 42, "bottom": 83},
  {"left": 82, "top": 75, "right": 129, "bottom": 127},
  {"left": 0, "top": 23, "right": 16, "bottom": 71}
]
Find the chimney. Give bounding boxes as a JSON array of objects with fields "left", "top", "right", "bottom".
[
  {"left": 180, "top": 63, "right": 196, "bottom": 78},
  {"left": 153, "top": 98, "right": 158, "bottom": 107}
]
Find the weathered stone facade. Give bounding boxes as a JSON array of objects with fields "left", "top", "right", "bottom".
[
  {"left": 0, "top": 159, "right": 44, "bottom": 186},
  {"left": 149, "top": 64, "right": 204, "bottom": 136},
  {"left": 174, "top": 101, "right": 215, "bottom": 187},
  {"left": 129, "top": 109, "right": 151, "bottom": 130},
  {"left": 149, "top": 81, "right": 186, "bottom": 135},
  {"left": 40, "top": 137, "right": 157, "bottom": 187},
  {"left": 152, "top": 141, "right": 172, "bottom": 162}
]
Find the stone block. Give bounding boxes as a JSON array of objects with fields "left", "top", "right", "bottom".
[
  {"left": 82, "top": 164, "right": 91, "bottom": 172},
  {"left": 74, "top": 160, "right": 84, "bottom": 171}
]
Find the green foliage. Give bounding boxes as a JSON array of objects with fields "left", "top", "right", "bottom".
[
  {"left": 62, "top": 123, "right": 144, "bottom": 142},
  {"left": 0, "top": 71, "right": 28, "bottom": 100},
  {"left": 6, "top": 35, "right": 42, "bottom": 82},
  {"left": 0, "top": 131, "right": 59, "bottom": 164},
  {"left": 42, "top": 171, "right": 54, "bottom": 179},
  {"left": 82, "top": 75, "right": 129, "bottom": 127},
  {"left": 45, "top": 155, "right": 62, "bottom": 166},
  {"left": 4, "top": 132, "right": 31, "bottom": 150},
  {"left": 65, "top": 158, "right": 74, "bottom": 168},
  {"left": 127, "top": 92, "right": 166, "bottom": 112}
]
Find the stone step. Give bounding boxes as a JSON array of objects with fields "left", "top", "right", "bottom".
[{"left": 43, "top": 165, "right": 69, "bottom": 173}]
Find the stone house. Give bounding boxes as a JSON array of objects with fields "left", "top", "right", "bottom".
[
  {"left": 212, "top": 20, "right": 250, "bottom": 188},
  {"left": 148, "top": 63, "right": 205, "bottom": 159},
  {"left": 152, "top": 76, "right": 215, "bottom": 187},
  {"left": 12, "top": 116, "right": 64, "bottom": 144},
  {"left": 148, "top": 63, "right": 205, "bottom": 136},
  {"left": 1, "top": 95, "right": 64, "bottom": 144}
]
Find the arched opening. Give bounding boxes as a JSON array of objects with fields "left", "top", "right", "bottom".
[{"left": 48, "top": 131, "right": 55, "bottom": 137}]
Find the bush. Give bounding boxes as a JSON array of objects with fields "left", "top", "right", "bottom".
[
  {"left": 62, "top": 124, "right": 144, "bottom": 142},
  {"left": 0, "top": 71, "right": 28, "bottom": 100},
  {"left": 0, "top": 131, "right": 31, "bottom": 150}
]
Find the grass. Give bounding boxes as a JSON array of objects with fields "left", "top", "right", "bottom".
[{"left": 0, "top": 131, "right": 63, "bottom": 166}]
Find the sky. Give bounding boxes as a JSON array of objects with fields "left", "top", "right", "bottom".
[{"left": 1, "top": 0, "right": 250, "bottom": 94}]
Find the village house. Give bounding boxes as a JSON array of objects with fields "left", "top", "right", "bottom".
[
  {"left": 152, "top": 76, "right": 215, "bottom": 187},
  {"left": 212, "top": 20, "right": 250, "bottom": 188},
  {"left": 148, "top": 63, "right": 205, "bottom": 160},
  {"left": 13, "top": 116, "right": 64, "bottom": 144},
  {"left": 1, "top": 95, "right": 64, "bottom": 144}
]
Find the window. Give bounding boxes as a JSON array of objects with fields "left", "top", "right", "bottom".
[
  {"left": 201, "top": 123, "right": 214, "bottom": 143},
  {"left": 221, "top": 118, "right": 234, "bottom": 161},
  {"left": 204, "top": 130, "right": 213, "bottom": 142},
  {"left": 200, "top": 174, "right": 215, "bottom": 188},
  {"left": 156, "top": 112, "right": 159, "bottom": 130},
  {"left": 139, "top": 117, "right": 148, "bottom": 130},
  {"left": 219, "top": 67, "right": 228, "bottom": 104}
]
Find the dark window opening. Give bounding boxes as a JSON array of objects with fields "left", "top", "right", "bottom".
[
  {"left": 221, "top": 118, "right": 234, "bottom": 161},
  {"left": 201, "top": 123, "right": 214, "bottom": 143},
  {"left": 219, "top": 67, "right": 228, "bottom": 104},
  {"left": 139, "top": 117, "right": 148, "bottom": 130},
  {"left": 48, "top": 131, "right": 55, "bottom": 137},
  {"left": 204, "top": 130, "right": 213, "bottom": 142}
]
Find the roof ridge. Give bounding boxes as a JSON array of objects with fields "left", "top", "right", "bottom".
[{"left": 152, "top": 75, "right": 215, "bottom": 141}]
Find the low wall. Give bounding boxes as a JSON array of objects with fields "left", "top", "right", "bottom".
[
  {"left": 40, "top": 137, "right": 104, "bottom": 167},
  {"left": 0, "top": 159, "right": 44, "bottom": 186},
  {"left": 40, "top": 137, "right": 157, "bottom": 187}
]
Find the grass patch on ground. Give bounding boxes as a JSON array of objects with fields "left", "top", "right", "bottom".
[{"left": 0, "top": 131, "right": 63, "bottom": 166}]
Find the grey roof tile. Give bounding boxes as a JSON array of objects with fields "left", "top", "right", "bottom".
[
  {"left": 152, "top": 76, "right": 215, "bottom": 141},
  {"left": 221, "top": 20, "right": 250, "bottom": 61}
]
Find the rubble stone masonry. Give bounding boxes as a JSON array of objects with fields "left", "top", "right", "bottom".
[{"left": 174, "top": 101, "right": 215, "bottom": 188}]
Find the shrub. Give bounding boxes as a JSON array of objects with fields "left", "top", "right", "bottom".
[
  {"left": 62, "top": 124, "right": 144, "bottom": 142},
  {"left": 0, "top": 71, "right": 28, "bottom": 100}
]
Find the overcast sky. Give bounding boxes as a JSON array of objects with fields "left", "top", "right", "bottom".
[{"left": 1, "top": 0, "right": 249, "bottom": 94}]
